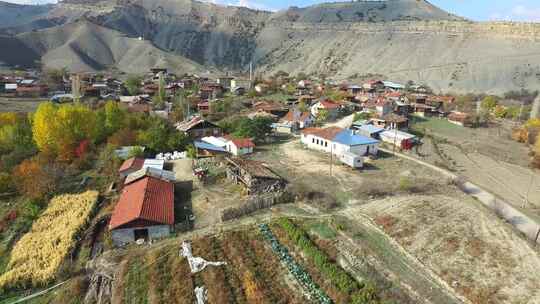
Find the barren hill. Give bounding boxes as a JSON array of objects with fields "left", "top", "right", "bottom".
[{"left": 2, "top": 0, "right": 540, "bottom": 93}]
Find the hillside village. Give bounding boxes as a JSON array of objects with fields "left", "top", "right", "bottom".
[{"left": 0, "top": 66, "right": 540, "bottom": 304}]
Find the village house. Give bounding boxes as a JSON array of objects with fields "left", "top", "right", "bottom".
[
  {"left": 353, "top": 124, "right": 385, "bottom": 139},
  {"left": 362, "top": 96, "right": 393, "bottom": 116},
  {"left": 311, "top": 99, "right": 340, "bottom": 119},
  {"left": 230, "top": 78, "right": 251, "bottom": 92},
  {"left": 176, "top": 116, "right": 223, "bottom": 138},
  {"left": 448, "top": 111, "right": 472, "bottom": 126},
  {"left": 382, "top": 81, "right": 405, "bottom": 92},
  {"left": 379, "top": 129, "right": 417, "bottom": 150},
  {"left": 15, "top": 84, "right": 48, "bottom": 97},
  {"left": 109, "top": 176, "right": 175, "bottom": 246},
  {"left": 225, "top": 137, "right": 256, "bottom": 156},
  {"left": 279, "top": 109, "right": 315, "bottom": 131},
  {"left": 200, "top": 83, "right": 224, "bottom": 100},
  {"left": 216, "top": 75, "right": 234, "bottom": 89},
  {"left": 370, "top": 113, "right": 409, "bottom": 130},
  {"left": 119, "top": 157, "right": 165, "bottom": 178},
  {"left": 347, "top": 85, "right": 363, "bottom": 95},
  {"left": 252, "top": 101, "right": 288, "bottom": 117},
  {"left": 411, "top": 103, "right": 436, "bottom": 117},
  {"left": 362, "top": 80, "right": 384, "bottom": 92},
  {"left": 225, "top": 157, "right": 286, "bottom": 194},
  {"left": 301, "top": 127, "right": 380, "bottom": 168},
  {"left": 193, "top": 140, "right": 228, "bottom": 158}
]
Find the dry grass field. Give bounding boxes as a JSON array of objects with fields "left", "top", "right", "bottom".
[{"left": 355, "top": 194, "right": 540, "bottom": 304}]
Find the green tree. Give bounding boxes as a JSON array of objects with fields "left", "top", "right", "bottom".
[
  {"left": 125, "top": 75, "right": 142, "bottom": 96},
  {"left": 104, "top": 101, "right": 125, "bottom": 134},
  {"left": 298, "top": 101, "right": 308, "bottom": 112},
  {"left": 481, "top": 95, "right": 499, "bottom": 112},
  {"left": 316, "top": 109, "right": 330, "bottom": 124}
]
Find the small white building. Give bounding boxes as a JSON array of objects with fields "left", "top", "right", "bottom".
[
  {"left": 379, "top": 130, "right": 416, "bottom": 149},
  {"left": 225, "top": 138, "right": 255, "bottom": 156},
  {"left": 310, "top": 100, "right": 340, "bottom": 119}
]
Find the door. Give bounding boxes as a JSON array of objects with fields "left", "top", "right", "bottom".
[{"left": 134, "top": 229, "right": 149, "bottom": 242}]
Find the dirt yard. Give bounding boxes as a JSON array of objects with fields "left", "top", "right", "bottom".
[
  {"left": 171, "top": 158, "right": 247, "bottom": 229},
  {"left": 353, "top": 194, "right": 540, "bottom": 304}
]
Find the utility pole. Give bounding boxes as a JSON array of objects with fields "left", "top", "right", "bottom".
[
  {"left": 330, "top": 142, "right": 333, "bottom": 176},
  {"left": 249, "top": 61, "right": 253, "bottom": 89}
]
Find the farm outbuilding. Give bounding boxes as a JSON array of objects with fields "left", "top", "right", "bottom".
[
  {"left": 225, "top": 157, "right": 286, "bottom": 194},
  {"left": 109, "top": 176, "right": 175, "bottom": 246}
]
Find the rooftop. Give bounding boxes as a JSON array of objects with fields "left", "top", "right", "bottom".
[{"left": 109, "top": 177, "right": 174, "bottom": 230}]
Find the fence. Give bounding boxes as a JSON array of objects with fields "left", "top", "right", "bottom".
[{"left": 221, "top": 191, "right": 294, "bottom": 222}]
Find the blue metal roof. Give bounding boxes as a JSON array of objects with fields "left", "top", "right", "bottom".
[
  {"left": 194, "top": 140, "right": 227, "bottom": 152},
  {"left": 333, "top": 130, "right": 379, "bottom": 146},
  {"left": 357, "top": 125, "right": 385, "bottom": 135}
]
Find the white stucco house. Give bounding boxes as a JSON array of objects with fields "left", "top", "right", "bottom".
[
  {"left": 300, "top": 127, "right": 379, "bottom": 168},
  {"left": 225, "top": 137, "right": 256, "bottom": 156}
]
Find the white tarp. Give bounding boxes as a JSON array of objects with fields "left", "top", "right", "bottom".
[
  {"left": 156, "top": 151, "right": 186, "bottom": 160},
  {"left": 180, "top": 241, "right": 226, "bottom": 273},
  {"left": 195, "top": 286, "right": 207, "bottom": 304}
]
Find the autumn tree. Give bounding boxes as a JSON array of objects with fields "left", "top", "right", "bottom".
[
  {"left": 32, "top": 103, "right": 97, "bottom": 160},
  {"left": 480, "top": 95, "right": 499, "bottom": 112},
  {"left": 12, "top": 158, "right": 58, "bottom": 199}
]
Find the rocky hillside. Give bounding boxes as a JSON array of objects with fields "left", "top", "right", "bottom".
[{"left": 2, "top": 0, "right": 540, "bottom": 93}]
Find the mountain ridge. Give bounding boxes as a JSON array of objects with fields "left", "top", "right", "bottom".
[{"left": 2, "top": 0, "right": 540, "bottom": 93}]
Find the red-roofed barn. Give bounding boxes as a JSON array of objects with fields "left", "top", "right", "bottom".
[{"left": 109, "top": 176, "right": 175, "bottom": 246}]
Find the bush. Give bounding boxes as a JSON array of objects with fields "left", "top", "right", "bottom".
[{"left": 0, "top": 172, "right": 13, "bottom": 193}]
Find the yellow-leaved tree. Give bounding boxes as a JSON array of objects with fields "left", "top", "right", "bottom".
[
  {"left": 32, "top": 103, "right": 97, "bottom": 160},
  {"left": 32, "top": 102, "right": 59, "bottom": 154}
]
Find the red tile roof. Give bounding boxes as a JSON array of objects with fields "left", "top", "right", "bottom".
[
  {"left": 301, "top": 127, "right": 343, "bottom": 140},
  {"left": 319, "top": 100, "right": 340, "bottom": 109},
  {"left": 230, "top": 138, "right": 255, "bottom": 149},
  {"left": 109, "top": 176, "right": 174, "bottom": 230},
  {"left": 119, "top": 157, "right": 145, "bottom": 173},
  {"left": 281, "top": 110, "right": 312, "bottom": 123}
]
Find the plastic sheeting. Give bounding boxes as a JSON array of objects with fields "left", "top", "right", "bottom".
[{"left": 180, "top": 241, "right": 227, "bottom": 273}]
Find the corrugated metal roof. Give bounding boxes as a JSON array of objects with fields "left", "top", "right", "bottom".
[
  {"left": 119, "top": 157, "right": 145, "bottom": 173},
  {"left": 194, "top": 140, "right": 227, "bottom": 152},
  {"left": 109, "top": 177, "right": 174, "bottom": 230},
  {"left": 333, "top": 130, "right": 380, "bottom": 146},
  {"left": 357, "top": 125, "right": 385, "bottom": 135}
]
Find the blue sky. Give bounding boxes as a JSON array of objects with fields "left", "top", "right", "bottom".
[{"left": 6, "top": 0, "right": 540, "bottom": 22}]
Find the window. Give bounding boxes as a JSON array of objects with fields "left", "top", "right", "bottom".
[
  {"left": 312, "top": 138, "right": 315, "bottom": 143},
  {"left": 316, "top": 139, "right": 319, "bottom": 145},
  {"left": 325, "top": 141, "right": 328, "bottom": 147}
]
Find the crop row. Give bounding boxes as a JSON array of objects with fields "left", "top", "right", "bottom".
[
  {"left": 0, "top": 190, "right": 99, "bottom": 290},
  {"left": 277, "top": 218, "right": 380, "bottom": 304},
  {"left": 259, "top": 223, "right": 333, "bottom": 304}
]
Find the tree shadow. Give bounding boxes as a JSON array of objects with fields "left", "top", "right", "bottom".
[{"left": 174, "top": 180, "right": 194, "bottom": 232}]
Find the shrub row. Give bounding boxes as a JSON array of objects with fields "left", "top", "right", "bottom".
[{"left": 277, "top": 218, "right": 379, "bottom": 304}]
